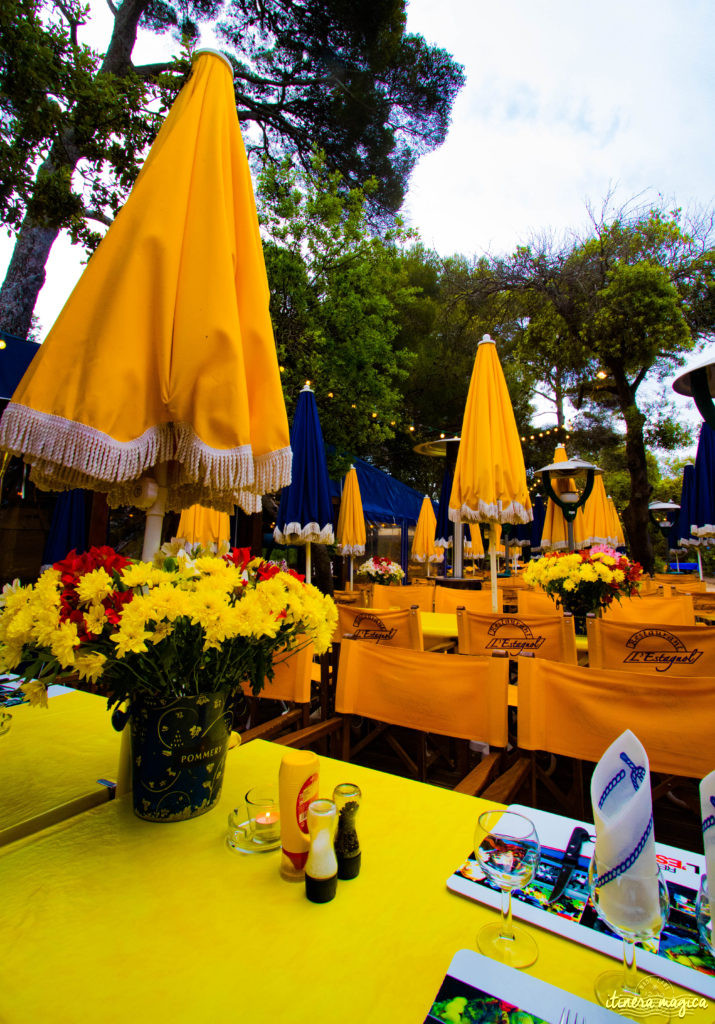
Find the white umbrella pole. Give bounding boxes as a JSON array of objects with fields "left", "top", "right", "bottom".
[
  {"left": 305, "top": 541, "right": 312, "bottom": 584},
  {"left": 697, "top": 547, "right": 703, "bottom": 581},
  {"left": 349, "top": 555, "right": 354, "bottom": 591},
  {"left": 489, "top": 523, "right": 498, "bottom": 613},
  {"left": 141, "top": 463, "right": 168, "bottom": 561}
]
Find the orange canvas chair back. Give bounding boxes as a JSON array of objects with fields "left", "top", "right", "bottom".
[
  {"left": 669, "top": 579, "right": 707, "bottom": 594},
  {"left": 335, "top": 639, "right": 509, "bottom": 744},
  {"left": 637, "top": 579, "right": 663, "bottom": 596},
  {"left": 369, "top": 583, "right": 434, "bottom": 612},
  {"left": 517, "top": 656, "right": 715, "bottom": 778},
  {"left": 587, "top": 618, "right": 715, "bottom": 677},
  {"left": 434, "top": 585, "right": 502, "bottom": 614},
  {"left": 241, "top": 641, "right": 314, "bottom": 703},
  {"left": 335, "top": 603, "right": 422, "bottom": 649},
  {"left": 601, "top": 593, "right": 695, "bottom": 626},
  {"left": 457, "top": 609, "right": 577, "bottom": 664},
  {"left": 516, "top": 588, "right": 558, "bottom": 616}
]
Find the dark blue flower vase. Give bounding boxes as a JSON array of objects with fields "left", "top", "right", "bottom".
[{"left": 113, "top": 690, "right": 234, "bottom": 822}]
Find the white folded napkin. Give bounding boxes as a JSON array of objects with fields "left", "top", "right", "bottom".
[
  {"left": 590, "top": 729, "right": 660, "bottom": 933},
  {"left": 700, "top": 769, "right": 715, "bottom": 924}
]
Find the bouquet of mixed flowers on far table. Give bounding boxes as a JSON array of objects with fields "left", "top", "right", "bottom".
[
  {"left": 356, "top": 556, "right": 405, "bottom": 585},
  {"left": 0, "top": 544, "right": 337, "bottom": 709},
  {"left": 522, "top": 544, "right": 643, "bottom": 618}
]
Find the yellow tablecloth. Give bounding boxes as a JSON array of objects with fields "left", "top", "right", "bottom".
[
  {"left": 0, "top": 690, "right": 119, "bottom": 845},
  {"left": 0, "top": 738, "right": 708, "bottom": 1022},
  {"left": 421, "top": 611, "right": 458, "bottom": 638}
]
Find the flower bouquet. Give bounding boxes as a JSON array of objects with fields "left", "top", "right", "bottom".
[
  {"left": 356, "top": 556, "right": 405, "bottom": 585},
  {"left": 0, "top": 545, "right": 337, "bottom": 821},
  {"left": 522, "top": 545, "right": 642, "bottom": 620}
]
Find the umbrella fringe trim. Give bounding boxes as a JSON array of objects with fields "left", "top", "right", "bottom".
[
  {"left": 448, "top": 499, "right": 533, "bottom": 525},
  {"left": 435, "top": 536, "right": 453, "bottom": 548},
  {"left": 273, "top": 522, "right": 335, "bottom": 545},
  {"left": 410, "top": 553, "right": 444, "bottom": 563},
  {"left": 0, "top": 404, "right": 175, "bottom": 484},
  {"left": 337, "top": 544, "right": 366, "bottom": 556},
  {"left": 0, "top": 405, "right": 292, "bottom": 508}
]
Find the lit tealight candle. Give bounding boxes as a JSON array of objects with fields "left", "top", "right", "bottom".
[{"left": 254, "top": 809, "right": 280, "bottom": 842}]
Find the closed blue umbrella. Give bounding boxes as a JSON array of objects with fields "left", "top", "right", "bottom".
[
  {"left": 42, "top": 489, "right": 90, "bottom": 565},
  {"left": 273, "top": 385, "right": 334, "bottom": 582},
  {"left": 527, "top": 493, "right": 546, "bottom": 552},
  {"left": 677, "top": 464, "right": 698, "bottom": 549},
  {"left": 435, "top": 465, "right": 453, "bottom": 550},
  {"left": 693, "top": 422, "right": 715, "bottom": 541}
]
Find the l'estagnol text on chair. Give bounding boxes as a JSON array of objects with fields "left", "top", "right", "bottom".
[
  {"left": 457, "top": 608, "right": 577, "bottom": 664},
  {"left": 335, "top": 603, "right": 424, "bottom": 649},
  {"left": 586, "top": 616, "right": 715, "bottom": 677}
]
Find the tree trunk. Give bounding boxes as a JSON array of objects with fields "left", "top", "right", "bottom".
[
  {"left": 612, "top": 373, "right": 654, "bottom": 573},
  {"left": 0, "top": 211, "right": 61, "bottom": 339},
  {"left": 0, "top": 0, "right": 150, "bottom": 336}
]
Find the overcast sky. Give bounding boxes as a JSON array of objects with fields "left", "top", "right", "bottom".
[{"left": 1, "top": 0, "right": 713, "bottom": 441}]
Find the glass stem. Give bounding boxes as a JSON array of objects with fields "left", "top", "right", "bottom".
[
  {"left": 622, "top": 938, "right": 638, "bottom": 993},
  {"left": 500, "top": 887, "right": 515, "bottom": 942}
]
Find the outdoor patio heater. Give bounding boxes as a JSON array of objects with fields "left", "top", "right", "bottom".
[{"left": 535, "top": 454, "right": 601, "bottom": 552}]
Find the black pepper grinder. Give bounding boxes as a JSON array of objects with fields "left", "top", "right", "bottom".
[{"left": 333, "top": 782, "right": 362, "bottom": 879}]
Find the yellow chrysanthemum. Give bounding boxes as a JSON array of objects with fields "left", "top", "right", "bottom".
[
  {"left": 21, "top": 680, "right": 49, "bottom": 708},
  {"left": 75, "top": 651, "right": 107, "bottom": 683},
  {"left": 50, "top": 620, "right": 80, "bottom": 667},
  {"left": 76, "top": 567, "right": 114, "bottom": 605},
  {"left": 120, "top": 563, "right": 157, "bottom": 589},
  {"left": 84, "top": 603, "right": 107, "bottom": 636},
  {"left": 110, "top": 626, "right": 150, "bottom": 658}
]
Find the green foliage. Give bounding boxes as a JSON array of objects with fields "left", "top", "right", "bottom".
[
  {"left": 0, "top": 0, "right": 178, "bottom": 246},
  {"left": 257, "top": 154, "right": 415, "bottom": 463},
  {"left": 1, "top": 0, "right": 464, "bottom": 248}
]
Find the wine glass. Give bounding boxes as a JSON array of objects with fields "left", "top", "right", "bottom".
[
  {"left": 475, "top": 809, "right": 540, "bottom": 968},
  {"left": 695, "top": 874, "right": 713, "bottom": 955},
  {"left": 588, "top": 852, "right": 670, "bottom": 1006}
]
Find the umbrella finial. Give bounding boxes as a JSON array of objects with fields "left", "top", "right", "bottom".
[
  {"left": 479, "top": 334, "right": 495, "bottom": 346},
  {"left": 302, "top": 382, "right": 313, "bottom": 392}
]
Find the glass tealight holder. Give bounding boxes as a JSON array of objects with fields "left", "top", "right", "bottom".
[{"left": 226, "top": 787, "right": 281, "bottom": 853}]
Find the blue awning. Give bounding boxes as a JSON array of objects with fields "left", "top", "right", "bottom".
[
  {"left": 0, "top": 331, "right": 40, "bottom": 401},
  {"left": 330, "top": 454, "right": 426, "bottom": 527}
]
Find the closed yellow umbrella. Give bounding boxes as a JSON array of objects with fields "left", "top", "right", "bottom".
[
  {"left": 0, "top": 52, "right": 290, "bottom": 538},
  {"left": 579, "top": 472, "right": 617, "bottom": 548},
  {"left": 464, "top": 523, "right": 484, "bottom": 558},
  {"left": 412, "top": 496, "right": 444, "bottom": 575},
  {"left": 540, "top": 445, "right": 587, "bottom": 550},
  {"left": 608, "top": 496, "right": 627, "bottom": 548},
  {"left": 336, "top": 465, "right": 366, "bottom": 589},
  {"left": 177, "top": 505, "right": 231, "bottom": 548},
  {"left": 449, "top": 335, "right": 532, "bottom": 609}
]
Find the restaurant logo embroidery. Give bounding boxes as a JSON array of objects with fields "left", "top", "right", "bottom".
[
  {"left": 485, "top": 617, "right": 545, "bottom": 652},
  {"left": 623, "top": 628, "right": 703, "bottom": 672},
  {"left": 349, "top": 613, "right": 397, "bottom": 643}
]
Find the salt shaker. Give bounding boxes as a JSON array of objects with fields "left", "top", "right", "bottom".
[
  {"left": 305, "top": 799, "right": 338, "bottom": 903},
  {"left": 333, "top": 782, "right": 362, "bottom": 879}
]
